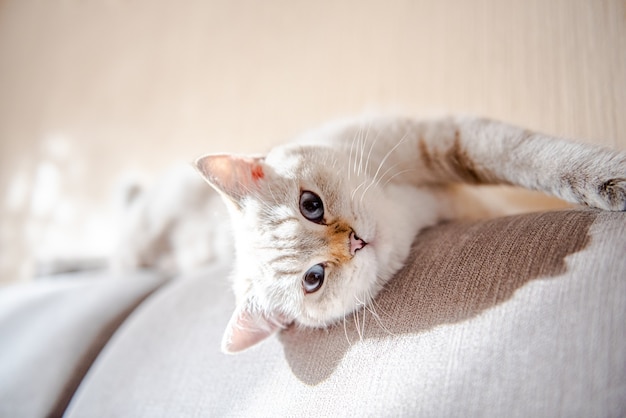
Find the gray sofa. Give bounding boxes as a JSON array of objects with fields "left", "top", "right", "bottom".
[{"left": 1, "top": 209, "right": 625, "bottom": 417}]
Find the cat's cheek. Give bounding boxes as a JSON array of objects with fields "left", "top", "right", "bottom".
[
  {"left": 357, "top": 250, "right": 384, "bottom": 294},
  {"left": 298, "top": 277, "right": 355, "bottom": 327}
]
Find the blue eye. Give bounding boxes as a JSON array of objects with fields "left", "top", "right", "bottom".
[
  {"left": 299, "top": 191, "right": 324, "bottom": 224},
  {"left": 303, "top": 264, "right": 325, "bottom": 293}
]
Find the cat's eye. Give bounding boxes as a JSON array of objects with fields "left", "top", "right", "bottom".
[
  {"left": 303, "top": 263, "right": 325, "bottom": 294},
  {"left": 299, "top": 191, "right": 324, "bottom": 224}
]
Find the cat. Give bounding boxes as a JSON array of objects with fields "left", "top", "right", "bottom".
[
  {"left": 193, "top": 115, "right": 626, "bottom": 354},
  {"left": 111, "top": 165, "right": 232, "bottom": 275}
]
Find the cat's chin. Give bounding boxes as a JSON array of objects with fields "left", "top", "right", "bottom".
[
  {"left": 294, "top": 316, "right": 337, "bottom": 329},
  {"left": 295, "top": 302, "right": 368, "bottom": 329}
]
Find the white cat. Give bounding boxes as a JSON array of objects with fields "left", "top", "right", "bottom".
[
  {"left": 115, "top": 115, "right": 625, "bottom": 354},
  {"left": 192, "top": 115, "right": 625, "bottom": 354},
  {"left": 111, "top": 166, "right": 232, "bottom": 275}
]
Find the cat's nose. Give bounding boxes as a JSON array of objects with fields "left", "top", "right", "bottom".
[{"left": 349, "top": 230, "right": 367, "bottom": 256}]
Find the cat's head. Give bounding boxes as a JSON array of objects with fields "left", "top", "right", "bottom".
[{"left": 196, "top": 141, "right": 408, "bottom": 353}]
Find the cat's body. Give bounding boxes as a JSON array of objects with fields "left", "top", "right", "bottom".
[
  {"left": 112, "top": 166, "right": 232, "bottom": 275},
  {"left": 117, "top": 115, "right": 626, "bottom": 354}
]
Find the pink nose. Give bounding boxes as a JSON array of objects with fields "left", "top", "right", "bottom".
[{"left": 349, "top": 231, "right": 367, "bottom": 255}]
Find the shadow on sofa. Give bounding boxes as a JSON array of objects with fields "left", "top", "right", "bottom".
[{"left": 280, "top": 210, "right": 596, "bottom": 385}]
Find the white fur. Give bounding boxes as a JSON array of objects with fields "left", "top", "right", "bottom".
[{"left": 116, "top": 115, "right": 626, "bottom": 353}]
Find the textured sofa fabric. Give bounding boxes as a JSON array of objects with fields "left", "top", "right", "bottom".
[
  {"left": 61, "top": 209, "right": 626, "bottom": 417},
  {"left": 0, "top": 272, "right": 167, "bottom": 418}
]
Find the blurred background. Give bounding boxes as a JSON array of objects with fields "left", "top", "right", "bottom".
[{"left": 1, "top": 0, "right": 625, "bottom": 284}]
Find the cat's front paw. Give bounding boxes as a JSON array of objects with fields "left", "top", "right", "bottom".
[
  {"left": 565, "top": 148, "right": 626, "bottom": 211},
  {"left": 570, "top": 173, "right": 626, "bottom": 211},
  {"left": 595, "top": 177, "right": 626, "bottom": 211}
]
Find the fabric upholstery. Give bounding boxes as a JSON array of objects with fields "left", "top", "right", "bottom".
[
  {"left": 0, "top": 271, "right": 167, "bottom": 418},
  {"left": 65, "top": 209, "right": 626, "bottom": 417}
]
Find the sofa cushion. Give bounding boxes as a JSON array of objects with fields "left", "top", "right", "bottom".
[
  {"left": 65, "top": 209, "right": 626, "bottom": 417},
  {"left": 0, "top": 271, "right": 167, "bottom": 418}
]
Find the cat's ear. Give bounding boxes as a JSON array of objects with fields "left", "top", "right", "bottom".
[
  {"left": 194, "top": 154, "right": 266, "bottom": 205},
  {"left": 221, "top": 306, "right": 285, "bottom": 354}
]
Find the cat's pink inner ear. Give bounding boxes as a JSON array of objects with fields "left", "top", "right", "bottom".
[
  {"left": 194, "top": 154, "right": 265, "bottom": 203},
  {"left": 221, "top": 307, "right": 283, "bottom": 354}
]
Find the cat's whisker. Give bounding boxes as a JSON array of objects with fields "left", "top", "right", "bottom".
[
  {"left": 370, "top": 129, "right": 411, "bottom": 187},
  {"left": 381, "top": 169, "right": 418, "bottom": 188},
  {"left": 363, "top": 292, "right": 397, "bottom": 337},
  {"left": 357, "top": 122, "right": 370, "bottom": 178},
  {"left": 357, "top": 177, "right": 375, "bottom": 206},
  {"left": 353, "top": 125, "right": 383, "bottom": 205},
  {"left": 369, "top": 164, "right": 418, "bottom": 195},
  {"left": 363, "top": 124, "right": 382, "bottom": 176},
  {"left": 358, "top": 129, "right": 412, "bottom": 205},
  {"left": 362, "top": 303, "right": 382, "bottom": 334},
  {"left": 343, "top": 316, "right": 352, "bottom": 347},
  {"left": 362, "top": 304, "right": 368, "bottom": 338},
  {"left": 355, "top": 131, "right": 361, "bottom": 178},
  {"left": 356, "top": 135, "right": 362, "bottom": 177},
  {"left": 350, "top": 143, "right": 371, "bottom": 203},
  {"left": 354, "top": 295, "right": 369, "bottom": 339},
  {"left": 362, "top": 306, "right": 367, "bottom": 338},
  {"left": 350, "top": 179, "right": 369, "bottom": 203},
  {"left": 352, "top": 128, "right": 358, "bottom": 176},
  {"left": 358, "top": 171, "right": 386, "bottom": 206},
  {"left": 347, "top": 139, "right": 352, "bottom": 181},
  {"left": 348, "top": 126, "right": 361, "bottom": 180},
  {"left": 353, "top": 309, "right": 363, "bottom": 342},
  {"left": 357, "top": 124, "right": 367, "bottom": 177},
  {"left": 372, "top": 162, "right": 403, "bottom": 189},
  {"left": 368, "top": 293, "right": 394, "bottom": 320},
  {"left": 370, "top": 310, "right": 395, "bottom": 337}
]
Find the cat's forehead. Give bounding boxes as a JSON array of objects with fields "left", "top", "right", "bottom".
[
  {"left": 264, "top": 144, "right": 343, "bottom": 207},
  {"left": 266, "top": 144, "right": 338, "bottom": 178}
]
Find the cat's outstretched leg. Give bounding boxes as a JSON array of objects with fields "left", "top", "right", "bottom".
[
  {"left": 405, "top": 117, "right": 626, "bottom": 211},
  {"left": 456, "top": 117, "right": 626, "bottom": 211}
]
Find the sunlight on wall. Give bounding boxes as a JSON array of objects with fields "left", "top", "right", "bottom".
[
  {"left": 0, "top": 134, "right": 118, "bottom": 282},
  {"left": 5, "top": 170, "right": 29, "bottom": 213},
  {"left": 0, "top": 0, "right": 624, "bottom": 283},
  {"left": 31, "top": 162, "right": 60, "bottom": 217}
]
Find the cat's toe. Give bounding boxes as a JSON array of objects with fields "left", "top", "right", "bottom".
[{"left": 596, "top": 178, "right": 626, "bottom": 211}]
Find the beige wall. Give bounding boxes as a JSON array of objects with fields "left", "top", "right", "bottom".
[{"left": 1, "top": 0, "right": 625, "bottom": 283}]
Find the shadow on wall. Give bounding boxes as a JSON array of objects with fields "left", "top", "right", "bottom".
[{"left": 279, "top": 210, "right": 597, "bottom": 385}]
